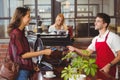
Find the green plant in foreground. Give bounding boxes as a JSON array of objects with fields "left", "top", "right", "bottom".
[{"left": 61, "top": 51, "right": 98, "bottom": 80}]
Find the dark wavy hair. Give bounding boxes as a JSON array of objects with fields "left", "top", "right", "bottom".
[
  {"left": 96, "top": 13, "right": 110, "bottom": 28},
  {"left": 7, "top": 7, "right": 30, "bottom": 35}
]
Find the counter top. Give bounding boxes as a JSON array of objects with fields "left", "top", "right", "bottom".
[
  {"left": 0, "top": 39, "right": 9, "bottom": 43},
  {"left": 31, "top": 53, "right": 116, "bottom": 80},
  {"left": 32, "top": 65, "right": 116, "bottom": 80}
]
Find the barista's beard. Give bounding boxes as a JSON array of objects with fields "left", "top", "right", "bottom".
[{"left": 95, "top": 26, "right": 103, "bottom": 30}]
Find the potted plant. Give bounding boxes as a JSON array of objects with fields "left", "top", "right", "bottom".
[{"left": 61, "top": 50, "right": 98, "bottom": 80}]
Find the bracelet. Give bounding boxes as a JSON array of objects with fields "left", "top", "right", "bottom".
[{"left": 109, "top": 62, "right": 113, "bottom": 67}]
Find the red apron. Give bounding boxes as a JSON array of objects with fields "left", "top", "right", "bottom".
[{"left": 95, "top": 32, "right": 116, "bottom": 77}]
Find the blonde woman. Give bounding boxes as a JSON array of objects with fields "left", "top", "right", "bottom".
[{"left": 48, "top": 13, "right": 68, "bottom": 34}]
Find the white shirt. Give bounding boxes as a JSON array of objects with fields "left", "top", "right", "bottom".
[
  {"left": 88, "top": 30, "right": 120, "bottom": 57},
  {"left": 48, "top": 24, "right": 64, "bottom": 32},
  {"left": 48, "top": 24, "right": 68, "bottom": 34},
  {"left": 88, "top": 30, "right": 120, "bottom": 79}
]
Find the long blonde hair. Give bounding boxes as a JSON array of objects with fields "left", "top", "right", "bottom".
[
  {"left": 55, "top": 13, "right": 68, "bottom": 30},
  {"left": 56, "top": 13, "right": 65, "bottom": 25}
]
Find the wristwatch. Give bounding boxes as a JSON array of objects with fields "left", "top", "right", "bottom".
[{"left": 109, "top": 62, "right": 113, "bottom": 67}]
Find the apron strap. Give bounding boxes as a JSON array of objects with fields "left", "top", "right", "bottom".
[{"left": 105, "top": 31, "right": 110, "bottom": 41}]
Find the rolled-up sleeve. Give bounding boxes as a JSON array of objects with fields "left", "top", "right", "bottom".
[
  {"left": 111, "top": 35, "right": 120, "bottom": 52},
  {"left": 88, "top": 37, "right": 96, "bottom": 51}
]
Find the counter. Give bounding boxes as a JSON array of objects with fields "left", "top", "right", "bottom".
[
  {"left": 0, "top": 39, "right": 9, "bottom": 43},
  {"left": 32, "top": 65, "right": 116, "bottom": 80},
  {"left": 31, "top": 52, "right": 116, "bottom": 80}
]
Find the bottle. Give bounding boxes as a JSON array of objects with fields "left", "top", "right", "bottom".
[{"left": 37, "top": 26, "right": 43, "bottom": 33}]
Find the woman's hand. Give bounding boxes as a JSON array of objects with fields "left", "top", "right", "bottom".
[{"left": 42, "top": 49, "right": 52, "bottom": 55}]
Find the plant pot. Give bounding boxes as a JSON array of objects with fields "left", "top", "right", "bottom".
[
  {"left": 69, "top": 74, "right": 86, "bottom": 80},
  {"left": 79, "top": 74, "right": 86, "bottom": 80}
]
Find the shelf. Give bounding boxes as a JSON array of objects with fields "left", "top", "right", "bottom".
[{"left": 23, "top": 2, "right": 52, "bottom": 26}]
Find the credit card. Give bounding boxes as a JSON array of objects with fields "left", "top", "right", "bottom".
[{"left": 51, "top": 47, "right": 57, "bottom": 51}]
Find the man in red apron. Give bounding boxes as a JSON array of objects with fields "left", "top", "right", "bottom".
[
  {"left": 67, "top": 13, "right": 120, "bottom": 79},
  {"left": 95, "top": 31, "right": 116, "bottom": 79}
]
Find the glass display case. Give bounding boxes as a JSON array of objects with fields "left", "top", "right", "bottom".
[
  {"left": 60, "top": 0, "right": 100, "bottom": 37},
  {"left": 75, "top": 0, "right": 115, "bottom": 37},
  {"left": 37, "top": 4, "right": 51, "bottom": 26},
  {"left": 23, "top": 0, "right": 51, "bottom": 27},
  {"left": 38, "top": 0, "right": 51, "bottom": 26},
  {"left": 61, "top": 0, "right": 75, "bottom": 37},
  {"left": 76, "top": 4, "right": 99, "bottom": 17},
  {"left": 23, "top": 0, "right": 51, "bottom": 35}
]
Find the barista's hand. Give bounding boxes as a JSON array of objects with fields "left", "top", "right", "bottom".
[
  {"left": 42, "top": 49, "right": 52, "bottom": 55},
  {"left": 100, "top": 63, "right": 110, "bottom": 73},
  {"left": 67, "top": 46, "right": 75, "bottom": 52}
]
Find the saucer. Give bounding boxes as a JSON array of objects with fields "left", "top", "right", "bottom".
[
  {"left": 43, "top": 74, "right": 56, "bottom": 78},
  {"left": 41, "top": 32, "right": 47, "bottom": 35},
  {"left": 49, "top": 32, "right": 56, "bottom": 35}
]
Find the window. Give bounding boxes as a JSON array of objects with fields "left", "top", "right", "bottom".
[
  {"left": 0, "top": 0, "right": 118, "bottom": 38},
  {"left": 0, "top": 0, "right": 24, "bottom": 38}
]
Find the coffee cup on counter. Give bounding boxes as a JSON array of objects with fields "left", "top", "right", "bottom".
[{"left": 45, "top": 71, "right": 54, "bottom": 77}]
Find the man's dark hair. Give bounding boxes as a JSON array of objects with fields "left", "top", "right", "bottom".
[{"left": 96, "top": 13, "right": 110, "bottom": 28}]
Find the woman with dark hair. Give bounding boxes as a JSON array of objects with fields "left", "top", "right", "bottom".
[{"left": 7, "top": 7, "right": 52, "bottom": 80}]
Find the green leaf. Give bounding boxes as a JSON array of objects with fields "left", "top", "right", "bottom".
[
  {"left": 90, "top": 68, "right": 96, "bottom": 76},
  {"left": 89, "top": 59, "right": 96, "bottom": 64},
  {"left": 85, "top": 68, "right": 90, "bottom": 75},
  {"left": 61, "top": 73, "right": 67, "bottom": 78},
  {"left": 81, "top": 64, "right": 88, "bottom": 69},
  {"left": 91, "top": 64, "right": 98, "bottom": 68},
  {"left": 92, "top": 67, "right": 97, "bottom": 73},
  {"left": 61, "top": 70, "right": 66, "bottom": 73},
  {"left": 64, "top": 75, "right": 68, "bottom": 80},
  {"left": 82, "top": 50, "right": 89, "bottom": 54},
  {"left": 61, "top": 51, "right": 98, "bottom": 79},
  {"left": 62, "top": 51, "right": 77, "bottom": 61}
]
